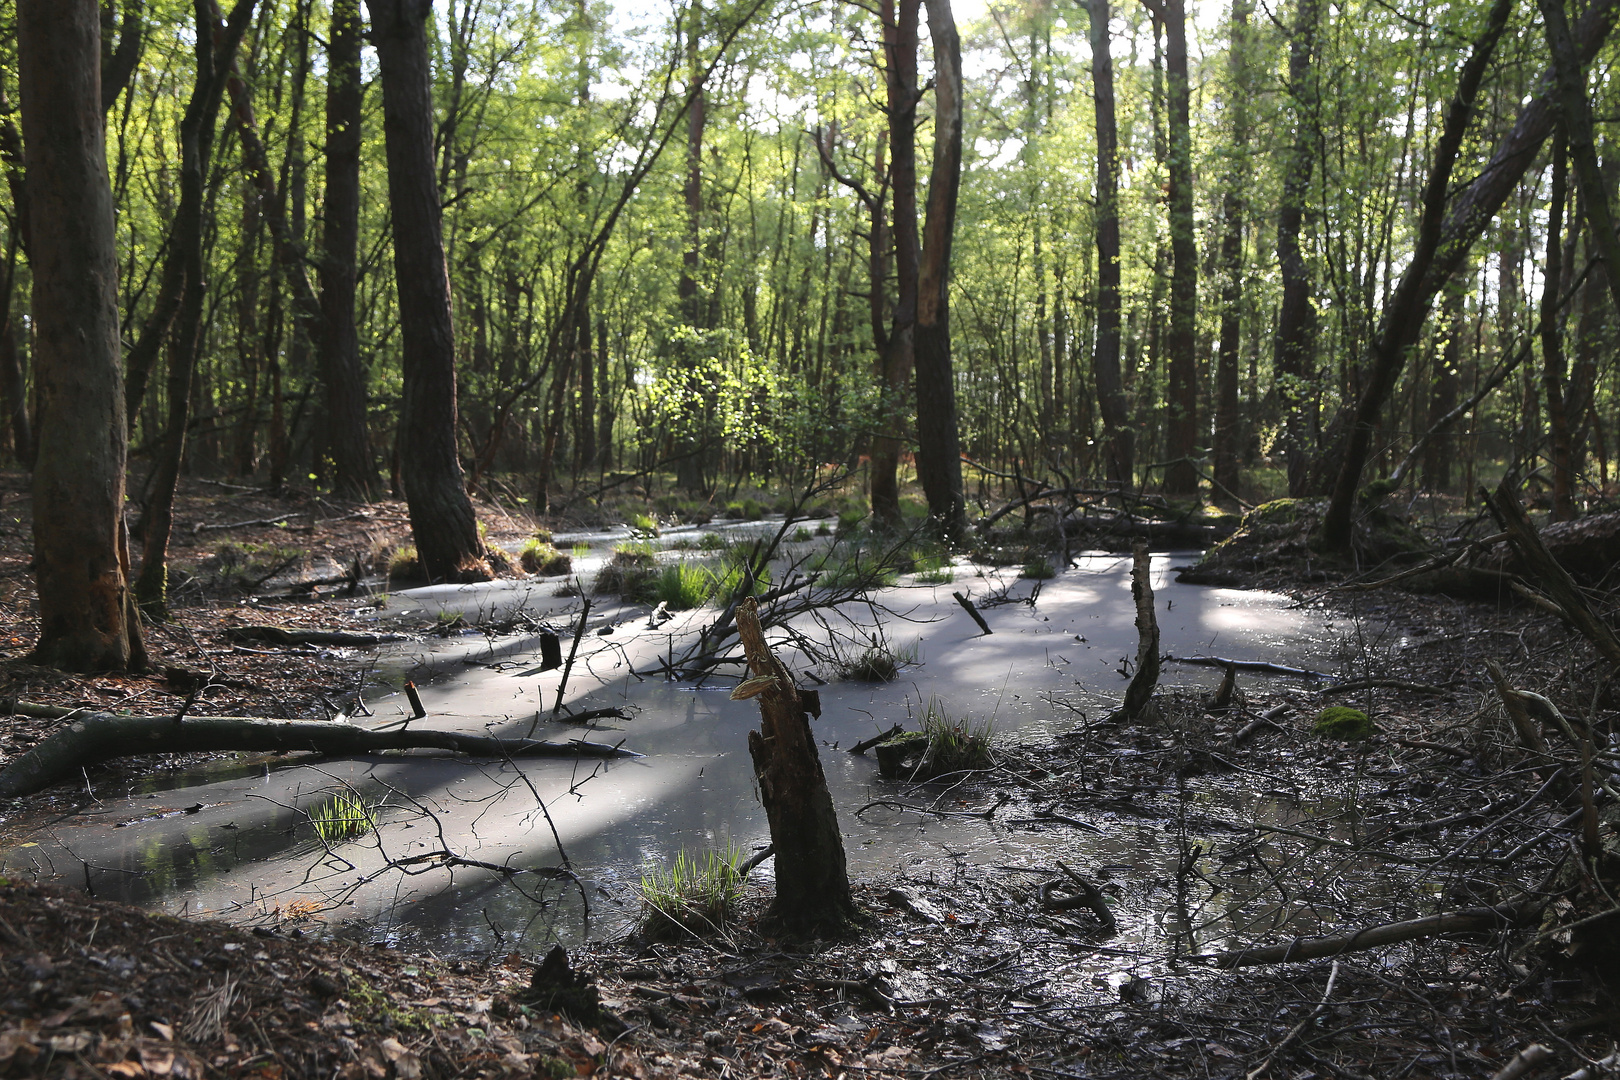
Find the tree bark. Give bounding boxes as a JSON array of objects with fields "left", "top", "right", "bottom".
[
  {"left": 1539, "top": 127, "right": 1577, "bottom": 522},
  {"left": 0, "top": 229, "right": 34, "bottom": 466},
  {"left": 736, "top": 597, "right": 856, "bottom": 933},
  {"left": 1158, "top": 0, "right": 1198, "bottom": 496},
  {"left": 914, "top": 0, "right": 966, "bottom": 536},
  {"left": 870, "top": 0, "right": 921, "bottom": 528},
  {"left": 1087, "top": 0, "right": 1131, "bottom": 491},
  {"left": 134, "top": 0, "right": 257, "bottom": 619},
  {"left": 0, "top": 709, "right": 638, "bottom": 799},
  {"left": 316, "top": 0, "right": 377, "bottom": 499},
  {"left": 368, "top": 0, "right": 488, "bottom": 581},
  {"left": 19, "top": 0, "right": 145, "bottom": 671},
  {"left": 1212, "top": 0, "right": 1251, "bottom": 509},
  {"left": 1273, "top": 0, "right": 1321, "bottom": 497},
  {"left": 1319, "top": 0, "right": 1517, "bottom": 550}
]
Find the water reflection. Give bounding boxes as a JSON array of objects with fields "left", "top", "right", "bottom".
[{"left": 3, "top": 548, "right": 1362, "bottom": 957}]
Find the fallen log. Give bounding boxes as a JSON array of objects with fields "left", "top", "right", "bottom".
[
  {"left": 1164, "top": 655, "right": 1336, "bottom": 680},
  {"left": 1194, "top": 901, "right": 1538, "bottom": 968},
  {"left": 225, "top": 625, "right": 412, "bottom": 647},
  {"left": 1484, "top": 481, "right": 1620, "bottom": 668},
  {"left": 0, "top": 712, "right": 639, "bottom": 798},
  {"left": 849, "top": 723, "right": 905, "bottom": 755}
]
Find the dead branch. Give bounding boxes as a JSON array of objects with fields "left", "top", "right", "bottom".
[
  {"left": 1194, "top": 901, "right": 1538, "bottom": 967},
  {"left": 0, "top": 711, "right": 639, "bottom": 798}
]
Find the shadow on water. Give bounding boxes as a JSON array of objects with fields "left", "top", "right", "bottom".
[{"left": 3, "top": 544, "right": 1376, "bottom": 957}]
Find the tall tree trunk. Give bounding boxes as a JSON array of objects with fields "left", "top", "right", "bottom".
[
  {"left": 913, "top": 0, "right": 966, "bottom": 535},
  {"left": 1087, "top": 0, "right": 1131, "bottom": 491},
  {"left": 1319, "top": 0, "right": 1519, "bottom": 549},
  {"left": 368, "top": 0, "right": 488, "bottom": 581},
  {"left": 1540, "top": 127, "right": 1577, "bottom": 522},
  {"left": 134, "top": 0, "right": 257, "bottom": 619},
  {"left": 675, "top": 2, "right": 709, "bottom": 493},
  {"left": 596, "top": 319, "right": 614, "bottom": 472},
  {"left": 316, "top": 0, "right": 376, "bottom": 499},
  {"left": 871, "top": 0, "right": 921, "bottom": 528},
  {"left": 1159, "top": 0, "right": 1197, "bottom": 496},
  {"left": 0, "top": 228, "right": 35, "bottom": 466},
  {"left": 19, "top": 0, "right": 145, "bottom": 670},
  {"left": 1212, "top": 0, "right": 1251, "bottom": 508},
  {"left": 1273, "top": 0, "right": 1321, "bottom": 497}
]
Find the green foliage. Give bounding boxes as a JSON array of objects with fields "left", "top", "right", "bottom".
[
  {"left": 874, "top": 700, "right": 994, "bottom": 779},
  {"left": 638, "top": 844, "right": 746, "bottom": 941},
  {"left": 1314, "top": 706, "right": 1374, "bottom": 740},
  {"left": 697, "top": 532, "right": 729, "bottom": 551},
  {"left": 388, "top": 546, "right": 422, "bottom": 580},
  {"left": 654, "top": 562, "right": 713, "bottom": 610},
  {"left": 309, "top": 792, "right": 377, "bottom": 842},
  {"left": 520, "top": 539, "right": 572, "bottom": 576},
  {"left": 790, "top": 526, "right": 813, "bottom": 542},
  {"left": 1020, "top": 556, "right": 1057, "bottom": 580},
  {"left": 628, "top": 512, "right": 660, "bottom": 534},
  {"left": 833, "top": 635, "right": 917, "bottom": 681}
]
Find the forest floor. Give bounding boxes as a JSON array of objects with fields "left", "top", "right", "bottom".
[{"left": 1, "top": 470, "right": 1618, "bottom": 1078}]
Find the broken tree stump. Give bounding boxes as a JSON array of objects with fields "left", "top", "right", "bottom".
[
  {"left": 733, "top": 596, "right": 856, "bottom": 932},
  {"left": 1123, "top": 541, "right": 1161, "bottom": 721}
]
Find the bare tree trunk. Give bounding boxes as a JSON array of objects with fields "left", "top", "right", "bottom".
[
  {"left": 0, "top": 229, "right": 34, "bottom": 466},
  {"left": 870, "top": 0, "right": 920, "bottom": 528},
  {"left": 1087, "top": 0, "right": 1131, "bottom": 491},
  {"left": 1273, "top": 0, "right": 1321, "bottom": 497},
  {"left": 1212, "top": 0, "right": 1251, "bottom": 509},
  {"left": 1159, "top": 0, "right": 1198, "bottom": 497},
  {"left": 1539, "top": 127, "right": 1577, "bottom": 522},
  {"left": 134, "top": 0, "right": 257, "bottom": 618},
  {"left": 317, "top": 0, "right": 377, "bottom": 499},
  {"left": 1423, "top": 286, "right": 1463, "bottom": 492},
  {"left": 19, "top": 0, "right": 145, "bottom": 670},
  {"left": 736, "top": 597, "right": 855, "bottom": 933},
  {"left": 1319, "top": 0, "right": 1518, "bottom": 550},
  {"left": 676, "top": 2, "right": 710, "bottom": 494},
  {"left": 914, "top": 0, "right": 966, "bottom": 535},
  {"left": 368, "top": 0, "right": 488, "bottom": 582}
]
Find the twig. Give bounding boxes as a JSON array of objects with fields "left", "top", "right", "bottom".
[
  {"left": 1245, "top": 960, "right": 1340, "bottom": 1080},
  {"left": 951, "top": 591, "right": 992, "bottom": 635}
]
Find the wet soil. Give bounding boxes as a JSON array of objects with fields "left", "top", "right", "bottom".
[{"left": 3, "top": 472, "right": 1619, "bottom": 1078}]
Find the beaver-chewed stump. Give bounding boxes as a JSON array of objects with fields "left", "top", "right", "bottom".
[{"left": 733, "top": 596, "right": 857, "bottom": 933}]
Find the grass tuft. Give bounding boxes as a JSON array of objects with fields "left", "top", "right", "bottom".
[
  {"left": 655, "top": 562, "right": 713, "bottom": 610},
  {"left": 1019, "top": 556, "right": 1057, "bottom": 580},
  {"left": 520, "top": 539, "right": 573, "bottom": 576},
  {"left": 638, "top": 843, "right": 746, "bottom": 941},
  {"left": 310, "top": 791, "right": 377, "bottom": 842}
]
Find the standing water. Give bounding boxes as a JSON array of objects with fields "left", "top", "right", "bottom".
[{"left": 2, "top": 541, "right": 1356, "bottom": 954}]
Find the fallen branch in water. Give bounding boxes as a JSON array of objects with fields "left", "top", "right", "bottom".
[
  {"left": 0, "top": 711, "right": 639, "bottom": 797},
  {"left": 224, "top": 625, "right": 412, "bottom": 647},
  {"left": 849, "top": 724, "right": 905, "bottom": 754},
  {"left": 1164, "top": 655, "right": 1336, "bottom": 680},
  {"left": 1192, "top": 901, "right": 1538, "bottom": 967},
  {"left": 856, "top": 793, "right": 1010, "bottom": 819}
]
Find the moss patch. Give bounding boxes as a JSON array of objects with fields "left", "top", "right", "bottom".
[{"left": 1313, "top": 706, "right": 1374, "bottom": 740}]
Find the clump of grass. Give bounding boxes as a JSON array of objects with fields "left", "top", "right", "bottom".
[
  {"left": 520, "top": 538, "right": 573, "bottom": 576},
  {"left": 835, "top": 508, "right": 866, "bottom": 535},
  {"left": 722, "top": 499, "right": 765, "bottom": 521},
  {"left": 668, "top": 535, "right": 699, "bottom": 551},
  {"left": 912, "top": 548, "right": 954, "bottom": 584},
  {"left": 921, "top": 698, "right": 994, "bottom": 773},
  {"left": 816, "top": 554, "right": 899, "bottom": 592},
  {"left": 485, "top": 546, "right": 516, "bottom": 575},
  {"left": 834, "top": 636, "right": 917, "bottom": 682},
  {"left": 614, "top": 539, "right": 658, "bottom": 559},
  {"left": 1020, "top": 556, "right": 1057, "bottom": 579},
  {"left": 310, "top": 792, "right": 377, "bottom": 842},
  {"left": 571, "top": 541, "right": 590, "bottom": 557},
  {"left": 531, "top": 525, "right": 555, "bottom": 545},
  {"left": 697, "top": 532, "right": 729, "bottom": 551},
  {"left": 638, "top": 844, "right": 746, "bottom": 941},
  {"left": 712, "top": 560, "right": 770, "bottom": 605},
  {"left": 628, "top": 512, "right": 660, "bottom": 535},
  {"left": 790, "top": 526, "right": 813, "bottom": 543},
  {"left": 655, "top": 562, "right": 713, "bottom": 610},
  {"left": 596, "top": 546, "right": 657, "bottom": 598},
  {"left": 387, "top": 545, "right": 422, "bottom": 580}
]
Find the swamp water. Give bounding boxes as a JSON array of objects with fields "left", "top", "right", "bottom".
[{"left": 2, "top": 535, "right": 1370, "bottom": 959}]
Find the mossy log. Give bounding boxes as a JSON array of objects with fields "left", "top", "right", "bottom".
[
  {"left": 0, "top": 710, "right": 638, "bottom": 797},
  {"left": 734, "top": 596, "right": 856, "bottom": 932}
]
